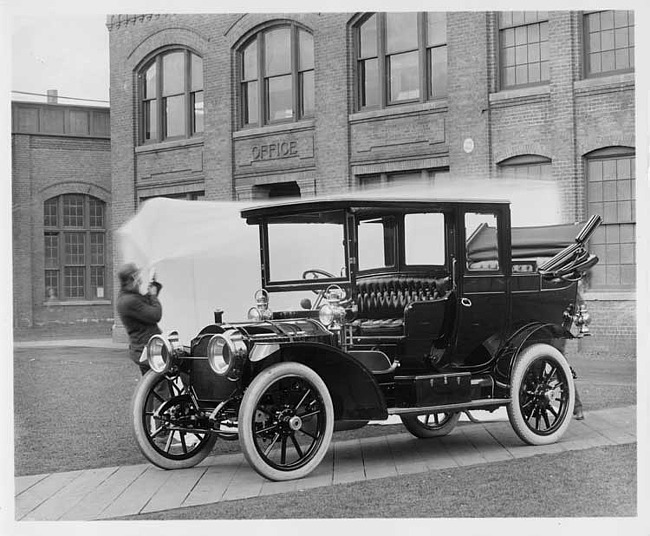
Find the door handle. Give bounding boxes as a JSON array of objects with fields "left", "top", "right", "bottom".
[{"left": 461, "top": 297, "right": 472, "bottom": 307}]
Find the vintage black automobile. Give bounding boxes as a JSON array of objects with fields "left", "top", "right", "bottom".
[{"left": 132, "top": 197, "right": 601, "bottom": 481}]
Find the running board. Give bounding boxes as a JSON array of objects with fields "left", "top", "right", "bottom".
[{"left": 388, "top": 398, "right": 511, "bottom": 416}]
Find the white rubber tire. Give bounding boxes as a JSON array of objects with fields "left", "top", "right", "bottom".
[
  {"left": 400, "top": 412, "right": 461, "bottom": 438},
  {"left": 239, "top": 362, "right": 334, "bottom": 481},
  {"left": 132, "top": 370, "right": 217, "bottom": 470},
  {"left": 507, "top": 343, "right": 575, "bottom": 446}
]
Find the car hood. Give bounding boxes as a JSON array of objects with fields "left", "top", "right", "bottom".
[{"left": 222, "top": 318, "right": 332, "bottom": 343}]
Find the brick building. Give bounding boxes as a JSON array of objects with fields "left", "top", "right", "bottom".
[
  {"left": 11, "top": 99, "right": 113, "bottom": 334},
  {"left": 107, "top": 11, "right": 636, "bottom": 351}
]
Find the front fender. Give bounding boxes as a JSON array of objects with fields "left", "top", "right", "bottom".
[
  {"left": 250, "top": 341, "right": 388, "bottom": 421},
  {"left": 493, "top": 322, "right": 573, "bottom": 389}
]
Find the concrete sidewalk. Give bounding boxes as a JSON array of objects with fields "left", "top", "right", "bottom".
[
  {"left": 14, "top": 404, "right": 636, "bottom": 521},
  {"left": 13, "top": 338, "right": 123, "bottom": 349}
]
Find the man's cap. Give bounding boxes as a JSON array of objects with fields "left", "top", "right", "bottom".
[{"left": 118, "top": 263, "right": 139, "bottom": 284}]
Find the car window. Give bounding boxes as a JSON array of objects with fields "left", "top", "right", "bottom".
[
  {"left": 465, "top": 212, "right": 500, "bottom": 271},
  {"left": 267, "top": 222, "right": 346, "bottom": 282},
  {"left": 358, "top": 217, "right": 396, "bottom": 271},
  {"left": 404, "top": 213, "right": 445, "bottom": 266}
]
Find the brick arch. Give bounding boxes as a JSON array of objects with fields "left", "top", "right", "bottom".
[
  {"left": 580, "top": 138, "right": 635, "bottom": 158},
  {"left": 494, "top": 144, "right": 550, "bottom": 165},
  {"left": 227, "top": 14, "right": 314, "bottom": 49},
  {"left": 127, "top": 27, "right": 210, "bottom": 71},
  {"left": 38, "top": 182, "right": 111, "bottom": 206}
]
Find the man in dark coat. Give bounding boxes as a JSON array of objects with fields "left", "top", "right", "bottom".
[{"left": 117, "top": 263, "right": 162, "bottom": 375}]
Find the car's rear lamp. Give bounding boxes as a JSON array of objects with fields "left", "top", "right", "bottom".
[{"left": 207, "top": 331, "right": 247, "bottom": 380}]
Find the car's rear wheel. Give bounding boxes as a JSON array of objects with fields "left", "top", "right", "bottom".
[
  {"left": 400, "top": 411, "right": 461, "bottom": 438},
  {"left": 239, "top": 362, "right": 334, "bottom": 481},
  {"left": 507, "top": 343, "right": 575, "bottom": 445},
  {"left": 132, "top": 370, "right": 217, "bottom": 469}
]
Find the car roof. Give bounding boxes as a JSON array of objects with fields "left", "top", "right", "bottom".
[{"left": 241, "top": 196, "right": 511, "bottom": 221}]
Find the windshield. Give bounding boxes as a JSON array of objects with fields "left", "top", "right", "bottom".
[{"left": 266, "top": 211, "right": 347, "bottom": 283}]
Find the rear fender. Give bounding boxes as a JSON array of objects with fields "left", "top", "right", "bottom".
[
  {"left": 493, "top": 322, "right": 572, "bottom": 389},
  {"left": 250, "top": 341, "right": 388, "bottom": 421}
]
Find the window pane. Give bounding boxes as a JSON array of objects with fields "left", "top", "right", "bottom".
[
  {"left": 90, "top": 233, "right": 105, "bottom": 264},
  {"left": 586, "top": 10, "right": 634, "bottom": 75},
  {"left": 358, "top": 217, "right": 395, "bottom": 270},
  {"left": 91, "top": 267, "right": 105, "bottom": 299},
  {"left": 64, "top": 267, "right": 85, "bottom": 298},
  {"left": 192, "top": 91, "right": 204, "bottom": 133},
  {"left": 45, "top": 234, "right": 59, "bottom": 269},
  {"left": 191, "top": 53, "right": 203, "bottom": 91},
  {"left": 405, "top": 213, "right": 445, "bottom": 265},
  {"left": 64, "top": 232, "right": 85, "bottom": 265},
  {"left": 44, "top": 198, "right": 58, "bottom": 227},
  {"left": 243, "top": 40, "right": 258, "bottom": 80},
  {"left": 429, "top": 46, "right": 447, "bottom": 98},
  {"left": 45, "top": 271, "right": 59, "bottom": 300},
  {"left": 587, "top": 153, "right": 636, "bottom": 289},
  {"left": 63, "top": 195, "right": 84, "bottom": 227},
  {"left": 267, "top": 220, "right": 345, "bottom": 282},
  {"left": 89, "top": 198, "right": 104, "bottom": 228},
  {"left": 267, "top": 75, "right": 293, "bottom": 120},
  {"left": 301, "top": 70, "right": 315, "bottom": 117},
  {"left": 265, "top": 28, "right": 291, "bottom": 76},
  {"left": 427, "top": 12, "right": 446, "bottom": 47},
  {"left": 500, "top": 18, "right": 549, "bottom": 88},
  {"left": 144, "top": 63, "right": 157, "bottom": 99},
  {"left": 389, "top": 51, "right": 419, "bottom": 102},
  {"left": 359, "top": 14, "right": 377, "bottom": 58},
  {"left": 360, "top": 58, "right": 379, "bottom": 107},
  {"left": 466, "top": 213, "right": 499, "bottom": 270},
  {"left": 299, "top": 30, "right": 314, "bottom": 71},
  {"left": 165, "top": 95, "right": 185, "bottom": 137},
  {"left": 243, "top": 81, "right": 259, "bottom": 124},
  {"left": 144, "top": 100, "right": 158, "bottom": 141},
  {"left": 386, "top": 12, "right": 418, "bottom": 53},
  {"left": 163, "top": 51, "right": 185, "bottom": 96}
]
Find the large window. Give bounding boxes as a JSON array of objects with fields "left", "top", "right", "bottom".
[
  {"left": 498, "top": 11, "right": 549, "bottom": 89},
  {"left": 586, "top": 149, "right": 635, "bottom": 289},
  {"left": 240, "top": 24, "right": 314, "bottom": 127},
  {"left": 584, "top": 10, "right": 634, "bottom": 77},
  {"left": 139, "top": 49, "right": 204, "bottom": 144},
  {"left": 44, "top": 195, "right": 107, "bottom": 300},
  {"left": 355, "top": 12, "right": 447, "bottom": 110},
  {"left": 498, "top": 154, "right": 552, "bottom": 180},
  {"left": 357, "top": 169, "right": 450, "bottom": 190}
]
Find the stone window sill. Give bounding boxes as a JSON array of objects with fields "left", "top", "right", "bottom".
[{"left": 43, "top": 300, "right": 112, "bottom": 306}]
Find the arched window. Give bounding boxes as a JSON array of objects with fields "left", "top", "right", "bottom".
[
  {"left": 139, "top": 48, "right": 203, "bottom": 144},
  {"left": 239, "top": 23, "right": 314, "bottom": 127},
  {"left": 354, "top": 12, "right": 447, "bottom": 110},
  {"left": 44, "top": 194, "right": 107, "bottom": 300},
  {"left": 498, "top": 154, "right": 552, "bottom": 180},
  {"left": 585, "top": 147, "right": 635, "bottom": 289}
]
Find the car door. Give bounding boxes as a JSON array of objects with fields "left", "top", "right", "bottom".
[{"left": 452, "top": 206, "right": 510, "bottom": 366}]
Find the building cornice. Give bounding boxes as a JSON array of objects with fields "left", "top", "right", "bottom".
[{"left": 106, "top": 14, "right": 170, "bottom": 31}]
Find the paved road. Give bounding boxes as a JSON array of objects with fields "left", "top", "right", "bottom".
[{"left": 14, "top": 404, "right": 636, "bottom": 521}]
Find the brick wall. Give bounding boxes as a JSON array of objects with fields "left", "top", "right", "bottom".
[
  {"left": 106, "top": 12, "right": 635, "bottom": 351},
  {"left": 11, "top": 123, "right": 112, "bottom": 330}
]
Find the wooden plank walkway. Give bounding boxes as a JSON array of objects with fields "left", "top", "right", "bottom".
[{"left": 13, "top": 405, "right": 636, "bottom": 521}]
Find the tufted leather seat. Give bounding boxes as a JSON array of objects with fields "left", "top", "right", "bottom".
[{"left": 353, "top": 275, "right": 450, "bottom": 335}]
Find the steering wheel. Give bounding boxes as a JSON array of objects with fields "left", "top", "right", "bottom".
[
  {"left": 302, "top": 269, "right": 336, "bottom": 280},
  {"left": 302, "top": 269, "right": 336, "bottom": 309}
]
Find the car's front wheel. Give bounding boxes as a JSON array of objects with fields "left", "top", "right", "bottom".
[
  {"left": 132, "top": 370, "right": 217, "bottom": 469},
  {"left": 239, "top": 362, "right": 334, "bottom": 481},
  {"left": 507, "top": 343, "right": 575, "bottom": 445},
  {"left": 400, "top": 411, "right": 461, "bottom": 438}
]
